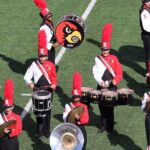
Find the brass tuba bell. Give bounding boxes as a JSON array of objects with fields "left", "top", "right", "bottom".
[{"left": 49, "top": 123, "right": 84, "bottom": 150}]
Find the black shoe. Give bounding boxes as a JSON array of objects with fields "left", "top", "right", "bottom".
[
  {"left": 56, "top": 65, "right": 59, "bottom": 72},
  {"left": 98, "top": 126, "right": 106, "bottom": 133},
  {"left": 107, "top": 129, "right": 118, "bottom": 134},
  {"left": 35, "top": 133, "right": 43, "bottom": 138},
  {"left": 146, "top": 76, "right": 150, "bottom": 86},
  {"left": 44, "top": 131, "right": 51, "bottom": 138}
]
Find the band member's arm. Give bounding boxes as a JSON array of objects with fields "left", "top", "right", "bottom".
[
  {"left": 63, "top": 104, "right": 72, "bottom": 122},
  {"left": 9, "top": 115, "right": 22, "bottom": 138},
  {"left": 141, "top": 93, "right": 149, "bottom": 111},
  {"left": 141, "top": 10, "right": 150, "bottom": 32},
  {"left": 112, "top": 57, "right": 123, "bottom": 85},
  {"left": 28, "top": 83, "right": 35, "bottom": 89},
  {"left": 49, "top": 64, "right": 58, "bottom": 90},
  {"left": 52, "top": 41, "right": 60, "bottom": 48},
  {"left": 24, "top": 63, "right": 34, "bottom": 87},
  {"left": 77, "top": 105, "right": 89, "bottom": 125},
  {"left": 3, "top": 128, "right": 11, "bottom": 134},
  {"left": 93, "top": 57, "right": 105, "bottom": 86}
]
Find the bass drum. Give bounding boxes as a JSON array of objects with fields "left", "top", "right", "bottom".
[{"left": 55, "top": 13, "right": 85, "bottom": 48}]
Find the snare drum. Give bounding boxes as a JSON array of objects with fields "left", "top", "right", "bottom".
[
  {"left": 55, "top": 13, "right": 85, "bottom": 48},
  {"left": 117, "top": 88, "right": 134, "bottom": 105},
  {"left": 81, "top": 87, "right": 94, "bottom": 103},
  {"left": 89, "top": 90, "right": 102, "bottom": 103},
  {"left": 101, "top": 91, "right": 117, "bottom": 106},
  {"left": 32, "top": 90, "right": 51, "bottom": 112}
]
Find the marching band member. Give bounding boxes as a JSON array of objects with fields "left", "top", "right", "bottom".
[
  {"left": 93, "top": 23, "right": 123, "bottom": 133},
  {"left": 140, "top": 0, "right": 150, "bottom": 86},
  {"left": 141, "top": 92, "right": 150, "bottom": 150},
  {"left": 0, "top": 80, "right": 22, "bottom": 150},
  {"left": 63, "top": 72, "right": 89, "bottom": 150},
  {"left": 33, "top": 0, "right": 60, "bottom": 64},
  {"left": 24, "top": 47, "right": 58, "bottom": 138}
]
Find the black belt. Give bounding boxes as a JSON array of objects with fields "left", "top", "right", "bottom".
[
  {"left": 34, "top": 86, "right": 52, "bottom": 91},
  {"left": 0, "top": 135, "right": 17, "bottom": 140}
]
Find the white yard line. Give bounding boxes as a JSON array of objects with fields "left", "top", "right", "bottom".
[
  {"left": 82, "top": 0, "right": 97, "bottom": 21},
  {"left": 21, "top": 93, "right": 32, "bottom": 96},
  {"left": 55, "top": 47, "right": 67, "bottom": 65},
  {"left": 21, "top": 0, "right": 97, "bottom": 120},
  {"left": 20, "top": 98, "right": 32, "bottom": 119}
]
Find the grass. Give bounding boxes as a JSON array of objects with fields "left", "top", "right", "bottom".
[{"left": 0, "top": 0, "right": 148, "bottom": 149}]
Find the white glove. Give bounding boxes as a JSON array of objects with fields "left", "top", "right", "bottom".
[{"left": 99, "top": 80, "right": 105, "bottom": 87}]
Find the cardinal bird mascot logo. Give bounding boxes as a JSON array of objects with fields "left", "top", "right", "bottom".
[{"left": 55, "top": 14, "right": 85, "bottom": 48}]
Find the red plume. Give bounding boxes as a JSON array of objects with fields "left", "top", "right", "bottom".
[
  {"left": 72, "top": 72, "right": 82, "bottom": 89},
  {"left": 101, "top": 23, "right": 113, "bottom": 42},
  {"left": 3, "top": 80, "right": 14, "bottom": 106},
  {"left": 38, "top": 30, "right": 47, "bottom": 48},
  {"left": 72, "top": 72, "right": 82, "bottom": 96},
  {"left": 33, "top": 0, "right": 47, "bottom": 10}
]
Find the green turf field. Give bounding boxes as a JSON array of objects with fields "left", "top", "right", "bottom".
[{"left": 0, "top": 0, "right": 148, "bottom": 149}]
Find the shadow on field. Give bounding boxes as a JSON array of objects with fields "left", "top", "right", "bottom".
[
  {"left": 53, "top": 86, "right": 70, "bottom": 122},
  {"left": 53, "top": 113, "right": 63, "bottom": 122},
  {"left": 87, "top": 38, "right": 147, "bottom": 106},
  {"left": 107, "top": 132, "right": 142, "bottom": 150},
  {"left": 55, "top": 86, "right": 70, "bottom": 108},
  {"left": 0, "top": 53, "right": 36, "bottom": 75},
  {"left": 86, "top": 105, "right": 101, "bottom": 129},
  {"left": 87, "top": 39, "right": 100, "bottom": 48}
]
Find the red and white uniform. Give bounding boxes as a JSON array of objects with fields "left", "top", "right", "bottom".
[
  {"left": 63, "top": 101, "right": 89, "bottom": 125},
  {"left": 0, "top": 112, "right": 22, "bottom": 150},
  {"left": 4, "top": 112, "right": 22, "bottom": 138},
  {"left": 93, "top": 54, "right": 123, "bottom": 85},
  {"left": 140, "top": 3, "right": 150, "bottom": 86},
  {"left": 24, "top": 60, "right": 57, "bottom": 86},
  {"left": 140, "top": 6, "right": 150, "bottom": 32}
]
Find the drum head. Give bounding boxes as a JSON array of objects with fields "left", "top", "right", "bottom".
[
  {"left": 90, "top": 90, "right": 102, "bottom": 95},
  {"left": 81, "top": 87, "right": 94, "bottom": 92},
  {"left": 66, "top": 106, "right": 84, "bottom": 124},
  {"left": 117, "top": 88, "right": 134, "bottom": 95},
  {"left": 32, "top": 90, "right": 51, "bottom": 99},
  {"left": 102, "top": 91, "right": 117, "bottom": 97},
  {"left": 0, "top": 119, "right": 16, "bottom": 137},
  {"left": 56, "top": 14, "right": 85, "bottom": 48}
]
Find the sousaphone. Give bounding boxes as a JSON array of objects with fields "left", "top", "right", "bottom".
[{"left": 49, "top": 123, "right": 84, "bottom": 150}]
